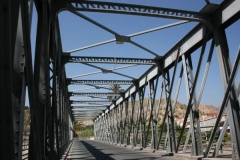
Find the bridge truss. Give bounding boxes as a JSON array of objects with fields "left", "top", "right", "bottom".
[{"left": 1, "top": 0, "right": 240, "bottom": 159}]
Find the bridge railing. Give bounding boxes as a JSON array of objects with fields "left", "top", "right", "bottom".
[{"left": 22, "top": 134, "right": 29, "bottom": 160}]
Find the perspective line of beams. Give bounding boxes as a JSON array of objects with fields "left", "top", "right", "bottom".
[{"left": 62, "top": 55, "right": 161, "bottom": 65}]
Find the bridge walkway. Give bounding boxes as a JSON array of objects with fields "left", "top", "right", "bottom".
[{"left": 62, "top": 140, "right": 187, "bottom": 160}]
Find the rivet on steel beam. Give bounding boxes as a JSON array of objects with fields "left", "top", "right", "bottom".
[
  {"left": 16, "top": 130, "right": 19, "bottom": 134},
  {"left": 22, "top": 52, "right": 25, "bottom": 57}
]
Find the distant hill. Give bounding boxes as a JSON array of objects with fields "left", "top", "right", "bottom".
[
  {"left": 199, "top": 104, "right": 219, "bottom": 115},
  {"left": 80, "top": 99, "right": 219, "bottom": 126}
]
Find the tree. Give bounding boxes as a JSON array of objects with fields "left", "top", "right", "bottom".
[
  {"left": 107, "top": 84, "right": 124, "bottom": 100},
  {"left": 73, "top": 121, "right": 85, "bottom": 131},
  {"left": 24, "top": 106, "right": 31, "bottom": 127}
]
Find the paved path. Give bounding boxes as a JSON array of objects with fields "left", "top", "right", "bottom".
[{"left": 64, "top": 140, "right": 186, "bottom": 160}]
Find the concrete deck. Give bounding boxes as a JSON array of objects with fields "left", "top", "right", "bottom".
[
  {"left": 63, "top": 140, "right": 187, "bottom": 160},
  {"left": 62, "top": 140, "right": 232, "bottom": 160}
]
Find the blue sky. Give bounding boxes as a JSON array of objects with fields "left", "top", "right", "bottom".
[{"left": 28, "top": 0, "right": 240, "bottom": 108}]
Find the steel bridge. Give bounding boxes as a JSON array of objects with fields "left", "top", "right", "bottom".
[{"left": 1, "top": 0, "right": 240, "bottom": 159}]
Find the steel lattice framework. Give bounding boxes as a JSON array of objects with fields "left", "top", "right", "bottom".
[
  {"left": 1, "top": 0, "right": 240, "bottom": 159},
  {"left": 67, "top": 79, "right": 133, "bottom": 85},
  {"left": 62, "top": 55, "right": 157, "bottom": 65}
]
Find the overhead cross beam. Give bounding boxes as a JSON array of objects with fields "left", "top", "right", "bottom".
[
  {"left": 73, "top": 111, "right": 101, "bottom": 114},
  {"left": 72, "top": 111, "right": 101, "bottom": 114},
  {"left": 69, "top": 92, "right": 121, "bottom": 97},
  {"left": 66, "top": 0, "right": 209, "bottom": 24},
  {"left": 81, "top": 63, "right": 137, "bottom": 79},
  {"left": 71, "top": 100, "right": 112, "bottom": 104},
  {"left": 74, "top": 115, "right": 99, "bottom": 117},
  {"left": 72, "top": 105, "right": 108, "bottom": 108},
  {"left": 62, "top": 55, "right": 158, "bottom": 65},
  {"left": 67, "top": 79, "right": 133, "bottom": 85}
]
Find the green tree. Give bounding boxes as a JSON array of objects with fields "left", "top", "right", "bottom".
[
  {"left": 24, "top": 106, "right": 31, "bottom": 127},
  {"left": 108, "top": 84, "right": 124, "bottom": 100},
  {"left": 73, "top": 121, "right": 85, "bottom": 131}
]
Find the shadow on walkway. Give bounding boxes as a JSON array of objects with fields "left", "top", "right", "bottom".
[{"left": 81, "top": 141, "right": 114, "bottom": 160}]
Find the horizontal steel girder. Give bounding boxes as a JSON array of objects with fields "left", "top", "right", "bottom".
[
  {"left": 73, "top": 114, "right": 100, "bottom": 117},
  {"left": 62, "top": 55, "right": 157, "bottom": 65},
  {"left": 66, "top": 0, "right": 208, "bottom": 22},
  {"left": 72, "top": 106, "right": 107, "bottom": 108},
  {"left": 71, "top": 100, "right": 112, "bottom": 104},
  {"left": 72, "top": 109, "right": 103, "bottom": 111},
  {"left": 72, "top": 108, "right": 104, "bottom": 110},
  {"left": 67, "top": 79, "right": 133, "bottom": 85},
  {"left": 69, "top": 92, "right": 120, "bottom": 97},
  {"left": 73, "top": 112, "right": 100, "bottom": 115},
  {"left": 74, "top": 115, "right": 98, "bottom": 117}
]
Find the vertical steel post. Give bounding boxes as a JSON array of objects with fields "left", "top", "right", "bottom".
[
  {"left": 138, "top": 86, "right": 146, "bottom": 148},
  {"left": 205, "top": 28, "right": 240, "bottom": 159},
  {"left": 0, "top": 1, "right": 29, "bottom": 159},
  {"left": 130, "top": 93, "right": 137, "bottom": 147},
  {"left": 146, "top": 79, "right": 158, "bottom": 149},
  {"left": 182, "top": 54, "right": 203, "bottom": 155}
]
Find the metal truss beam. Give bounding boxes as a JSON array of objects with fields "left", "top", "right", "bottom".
[
  {"left": 69, "top": 92, "right": 121, "bottom": 97},
  {"left": 67, "top": 10, "right": 160, "bottom": 56},
  {"left": 74, "top": 113, "right": 99, "bottom": 115},
  {"left": 71, "top": 100, "right": 112, "bottom": 104},
  {"left": 66, "top": 0, "right": 209, "bottom": 23},
  {"left": 74, "top": 114, "right": 99, "bottom": 116},
  {"left": 82, "top": 63, "right": 137, "bottom": 79},
  {"left": 62, "top": 55, "right": 157, "bottom": 65},
  {"left": 73, "top": 113, "right": 100, "bottom": 115},
  {"left": 66, "top": 20, "right": 189, "bottom": 54},
  {"left": 67, "top": 79, "right": 133, "bottom": 85},
  {"left": 72, "top": 109, "right": 104, "bottom": 112},
  {"left": 72, "top": 108, "right": 104, "bottom": 110},
  {"left": 204, "top": 28, "right": 240, "bottom": 160},
  {"left": 72, "top": 105, "right": 107, "bottom": 108},
  {"left": 70, "top": 64, "right": 137, "bottom": 79},
  {"left": 75, "top": 117, "right": 98, "bottom": 119}
]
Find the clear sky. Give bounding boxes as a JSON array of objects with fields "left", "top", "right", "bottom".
[{"left": 28, "top": 0, "right": 240, "bottom": 108}]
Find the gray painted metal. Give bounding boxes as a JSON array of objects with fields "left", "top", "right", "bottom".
[
  {"left": 68, "top": 11, "right": 160, "bottom": 57},
  {"left": 70, "top": 92, "right": 121, "bottom": 97},
  {"left": 63, "top": 55, "right": 157, "bottom": 65},
  {"left": 71, "top": 100, "right": 112, "bottom": 104},
  {"left": 204, "top": 28, "right": 240, "bottom": 160},
  {"left": 66, "top": 0, "right": 209, "bottom": 23},
  {"left": 68, "top": 80, "right": 133, "bottom": 85},
  {"left": 66, "top": 20, "right": 189, "bottom": 54},
  {"left": 2, "top": 0, "right": 240, "bottom": 159}
]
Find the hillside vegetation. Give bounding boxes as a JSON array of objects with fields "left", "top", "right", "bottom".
[{"left": 75, "top": 99, "right": 219, "bottom": 137}]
